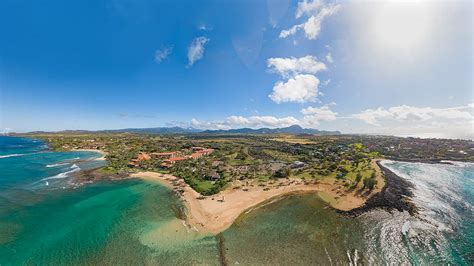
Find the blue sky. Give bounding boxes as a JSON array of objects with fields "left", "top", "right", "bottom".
[{"left": 0, "top": 0, "right": 472, "bottom": 138}]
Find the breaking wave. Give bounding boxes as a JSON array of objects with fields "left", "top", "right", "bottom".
[
  {"left": 46, "top": 162, "right": 70, "bottom": 168},
  {"left": 0, "top": 153, "right": 25, "bottom": 159},
  {"left": 363, "top": 160, "right": 473, "bottom": 264},
  {"left": 41, "top": 164, "right": 81, "bottom": 181}
]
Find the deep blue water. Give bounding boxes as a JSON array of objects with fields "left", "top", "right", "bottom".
[{"left": 0, "top": 137, "right": 104, "bottom": 191}]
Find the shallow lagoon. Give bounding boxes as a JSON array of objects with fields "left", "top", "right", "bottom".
[{"left": 0, "top": 137, "right": 472, "bottom": 264}]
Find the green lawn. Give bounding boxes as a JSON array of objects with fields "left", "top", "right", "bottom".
[
  {"left": 263, "top": 149, "right": 298, "bottom": 162},
  {"left": 194, "top": 179, "right": 215, "bottom": 193}
]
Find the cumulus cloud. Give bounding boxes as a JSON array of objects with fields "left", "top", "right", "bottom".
[
  {"left": 188, "top": 105, "right": 341, "bottom": 130},
  {"left": 267, "top": 56, "right": 326, "bottom": 104},
  {"left": 301, "top": 104, "right": 338, "bottom": 127},
  {"left": 154, "top": 46, "right": 173, "bottom": 63},
  {"left": 269, "top": 74, "right": 320, "bottom": 103},
  {"left": 352, "top": 104, "right": 474, "bottom": 126},
  {"left": 190, "top": 115, "right": 300, "bottom": 130},
  {"left": 187, "top": 37, "right": 209, "bottom": 67},
  {"left": 191, "top": 118, "right": 231, "bottom": 130},
  {"left": 228, "top": 116, "right": 300, "bottom": 128},
  {"left": 296, "top": 0, "right": 323, "bottom": 18},
  {"left": 267, "top": 56, "right": 326, "bottom": 78},
  {"left": 280, "top": 1, "right": 340, "bottom": 40}
]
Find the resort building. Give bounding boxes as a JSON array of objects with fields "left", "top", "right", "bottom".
[
  {"left": 128, "top": 152, "right": 151, "bottom": 168},
  {"left": 131, "top": 147, "right": 214, "bottom": 169},
  {"left": 151, "top": 151, "right": 180, "bottom": 159}
]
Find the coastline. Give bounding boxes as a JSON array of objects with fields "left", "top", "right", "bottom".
[
  {"left": 131, "top": 167, "right": 384, "bottom": 234},
  {"left": 342, "top": 160, "right": 416, "bottom": 216},
  {"left": 69, "top": 148, "right": 415, "bottom": 234},
  {"left": 71, "top": 149, "right": 107, "bottom": 161},
  {"left": 66, "top": 147, "right": 418, "bottom": 235}
]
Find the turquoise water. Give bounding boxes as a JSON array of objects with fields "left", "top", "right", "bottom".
[
  {"left": 222, "top": 159, "right": 474, "bottom": 265},
  {"left": 0, "top": 137, "right": 472, "bottom": 264},
  {"left": 0, "top": 137, "right": 219, "bottom": 265}
]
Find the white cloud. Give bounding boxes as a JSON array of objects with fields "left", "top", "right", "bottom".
[
  {"left": 325, "top": 52, "right": 333, "bottom": 63},
  {"left": 280, "top": 1, "right": 340, "bottom": 40},
  {"left": 187, "top": 37, "right": 210, "bottom": 67},
  {"left": 267, "top": 56, "right": 326, "bottom": 78},
  {"left": 352, "top": 104, "right": 474, "bottom": 126},
  {"left": 296, "top": 0, "right": 322, "bottom": 18},
  {"left": 189, "top": 104, "right": 341, "bottom": 130},
  {"left": 227, "top": 115, "right": 300, "bottom": 128},
  {"left": 269, "top": 74, "right": 320, "bottom": 104},
  {"left": 266, "top": 56, "right": 327, "bottom": 104},
  {"left": 190, "top": 115, "right": 300, "bottom": 130},
  {"left": 191, "top": 118, "right": 231, "bottom": 130},
  {"left": 154, "top": 46, "right": 173, "bottom": 63},
  {"left": 301, "top": 104, "right": 338, "bottom": 127}
]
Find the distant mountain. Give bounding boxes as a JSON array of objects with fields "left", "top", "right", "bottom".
[
  {"left": 20, "top": 127, "right": 201, "bottom": 135},
  {"left": 202, "top": 125, "right": 340, "bottom": 135},
  {"left": 98, "top": 126, "right": 202, "bottom": 134},
  {"left": 21, "top": 125, "right": 340, "bottom": 135}
]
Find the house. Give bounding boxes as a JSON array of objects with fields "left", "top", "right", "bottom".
[
  {"left": 128, "top": 152, "right": 151, "bottom": 168},
  {"left": 196, "top": 148, "right": 214, "bottom": 156},
  {"left": 291, "top": 161, "right": 305, "bottom": 169},
  {"left": 137, "top": 152, "right": 151, "bottom": 161},
  {"left": 164, "top": 156, "right": 187, "bottom": 164},
  {"left": 207, "top": 171, "right": 221, "bottom": 180},
  {"left": 151, "top": 152, "right": 178, "bottom": 159},
  {"left": 190, "top": 152, "right": 204, "bottom": 159}
]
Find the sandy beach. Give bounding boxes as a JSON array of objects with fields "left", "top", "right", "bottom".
[
  {"left": 73, "top": 149, "right": 107, "bottom": 161},
  {"left": 131, "top": 162, "right": 385, "bottom": 234}
]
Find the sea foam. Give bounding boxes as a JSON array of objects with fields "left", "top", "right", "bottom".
[
  {"left": 46, "top": 162, "right": 70, "bottom": 168},
  {"left": 41, "top": 164, "right": 81, "bottom": 181},
  {"left": 0, "top": 153, "right": 25, "bottom": 159}
]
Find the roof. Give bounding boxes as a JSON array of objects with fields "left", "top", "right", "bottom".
[
  {"left": 166, "top": 157, "right": 187, "bottom": 162},
  {"left": 190, "top": 153, "right": 203, "bottom": 159},
  {"left": 137, "top": 153, "right": 151, "bottom": 161},
  {"left": 151, "top": 152, "right": 177, "bottom": 156},
  {"left": 196, "top": 148, "right": 214, "bottom": 153}
]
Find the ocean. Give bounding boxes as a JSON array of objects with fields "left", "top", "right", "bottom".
[{"left": 0, "top": 136, "right": 472, "bottom": 265}]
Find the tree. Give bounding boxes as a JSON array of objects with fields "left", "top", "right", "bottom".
[
  {"left": 363, "top": 176, "right": 377, "bottom": 190},
  {"left": 336, "top": 172, "right": 346, "bottom": 180},
  {"left": 355, "top": 172, "right": 362, "bottom": 184},
  {"left": 273, "top": 167, "right": 291, "bottom": 178}
]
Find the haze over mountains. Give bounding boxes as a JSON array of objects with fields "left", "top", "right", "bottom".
[{"left": 20, "top": 125, "right": 340, "bottom": 135}]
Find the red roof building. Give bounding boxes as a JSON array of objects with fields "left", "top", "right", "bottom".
[{"left": 151, "top": 152, "right": 178, "bottom": 158}]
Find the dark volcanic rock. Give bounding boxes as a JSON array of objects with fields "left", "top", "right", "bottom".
[{"left": 342, "top": 161, "right": 416, "bottom": 216}]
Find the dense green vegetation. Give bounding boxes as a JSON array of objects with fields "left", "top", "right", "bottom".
[{"left": 30, "top": 133, "right": 473, "bottom": 195}]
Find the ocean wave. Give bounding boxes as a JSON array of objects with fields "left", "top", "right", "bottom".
[
  {"left": 440, "top": 160, "right": 474, "bottom": 167},
  {"left": 0, "top": 153, "right": 25, "bottom": 159},
  {"left": 64, "top": 157, "right": 81, "bottom": 161},
  {"left": 40, "top": 164, "right": 81, "bottom": 181},
  {"left": 46, "top": 162, "right": 70, "bottom": 168},
  {"left": 372, "top": 160, "right": 471, "bottom": 263}
]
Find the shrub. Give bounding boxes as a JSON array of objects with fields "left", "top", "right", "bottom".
[{"left": 363, "top": 176, "right": 377, "bottom": 190}]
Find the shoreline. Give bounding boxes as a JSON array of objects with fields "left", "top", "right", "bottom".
[
  {"left": 72, "top": 151, "right": 415, "bottom": 234},
  {"left": 342, "top": 160, "right": 416, "bottom": 216},
  {"left": 131, "top": 166, "right": 385, "bottom": 234},
  {"left": 71, "top": 149, "right": 107, "bottom": 161}
]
